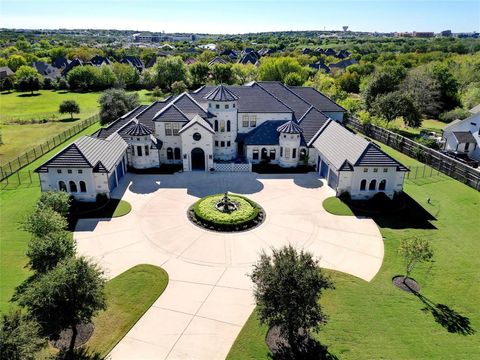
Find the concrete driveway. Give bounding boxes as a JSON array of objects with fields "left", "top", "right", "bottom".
[{"left": 75, "top": 172, "right": 383, "bottom": 360}]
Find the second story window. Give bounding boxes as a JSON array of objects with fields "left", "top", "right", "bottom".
[
  {"left": 165, "top": 123, "right": 172, "bottom": 136},
  {"left": 242, "top": 115, "right": 249, "bottom": 127},
  {"left": 172, "top": 123, "right": 181, "bottom": 136},
  {"left": 250, "top": 115, "right": 257, "bottom": 127}
]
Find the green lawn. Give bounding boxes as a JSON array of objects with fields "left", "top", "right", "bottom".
[
  {"left": 322, "top": 196, "right": 354, "bottom": 216},
  {"left": 86, "top": 264, "right": 168, "bottom": 357},
  {"left": 391, "top": 118, "right": 446, "bottom": 139},
  {"left": 0, "top": 122, "right": 102, "bottom": 313},
  {"left": 0, "top": 89, "right": 151, "bottom": 164},
  {"left": 227, "top": 144, "right": 480, "bottom": 360}
]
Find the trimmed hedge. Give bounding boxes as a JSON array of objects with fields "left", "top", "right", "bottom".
[{"left": 189, "top": 194, "right": 265, "bottom": 232}]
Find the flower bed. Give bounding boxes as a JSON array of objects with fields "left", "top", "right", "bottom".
[{"left": 188, "top": 194, "right": 265, "bottom": 232}]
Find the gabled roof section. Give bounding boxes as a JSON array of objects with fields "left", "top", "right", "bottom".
[
  {"left": 276, "top": 120, "right": 303, "bottom": 134},
  {"left": 256, "top": 82, "right": 312, "bottom": 119},
  {"left": 452, "top": 131, "right": 476, "bottom": 143},
  {"left": 298, "top": 107, "right": 330, "bottom": 145},
  {"left": 204, "top": 85, "right": 239, "bottom": 102},
  {"left": 153, "top": 103, "right": 190, "bottom": 123},
  {"left": 288, "top": 86, "right": 345, "bottom": 113},
  {"left": 135, "top": 100, "right": 170, "bottom": 125},
  {"left": 36, "top": 133, "right": 128, "bottom": 173},
  {"left": 242, "top": 120, "right": 287, "bottom": 146},
  {"left": 312, "top": 120, "right": 407, "bottom": 171},
  {"left": 171, "top": 92, "right": 209, "bottom": 118},
  {"left": 208, "top": 56, "right": 227, "bottom": 66},
  {"left": 179, "top": 114, "right": 215, "bottom": 134}
]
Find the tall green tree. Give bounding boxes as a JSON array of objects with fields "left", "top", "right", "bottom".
[
  {"left": 67, "top": 66, "right": 98, "bottom": 92},
  {"left": 250, "top": 246, "right": 334, "bottom": 352},
  {"left": 430, "top": 62, "right": 460, "bottom": 111},
  {"left": 258, "top": 57, "right": 308, "bottom": 84},
  {"left": 362, "top": 70, "right": 399, "bottom": 109},
  {"left": 37, "top": 190, "right": 71, "bottom": 217},
  {"left": 0, "top": 310, "right": 45, "bottom": 360},
  {"left": 14, "top": 66, "right": 43, "bottom": 95},
  {"left": 401, "top": 67, "right": 442, "bottom": 116},
  {"left": 211, "top": 63, "right": 234, "bottom": 84},
  {"left": 98, "top": 88, "right": 139, "bottom": 124},
  {"left": 26, "top": 231, "right": 75, "bottom": 274},
  {"left": 17, "top": 257, "right": 107, "bottom": 357},
  {"left": 23, "top": 206, "right": 68, "bottom": 239},
  {"left": 7, "top": 54, "right": 27, "bottom": 72},
  {"left": 189, "top": 62, "right": 210, "bottom": 88},
  {"left": 152, "top": 56, "right": 188, "bottom": 91},
  {"left": 373, "top": 91, "right": 422, "bottom": 127}
]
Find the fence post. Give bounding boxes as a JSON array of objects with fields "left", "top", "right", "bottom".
[{"left": 28, "top": 170, "right": 32, "bottom": 184}]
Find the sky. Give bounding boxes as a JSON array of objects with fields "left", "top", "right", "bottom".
[{"left": 0, "top": 0, "right": 479, "bottom": 34}]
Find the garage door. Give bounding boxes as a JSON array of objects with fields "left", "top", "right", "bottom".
[
  {"left": 319, "top": 160, "right": 329, "bottom": 178},
  {"left": 328, "top": 170, "right": 338, "bottom": 188},
  {"left": 116, "top": 161, "right": 124, "bottom": 179},
  {"left": 108, "top": 170, "right": 117, "bottom": 191}
]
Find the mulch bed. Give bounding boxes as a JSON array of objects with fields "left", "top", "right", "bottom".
[
  {"left": 392, "top": 276, "right": 421, "bottom": 293},
  {"left": 51, "top": 323, "right": 94, "bottom": 351}
]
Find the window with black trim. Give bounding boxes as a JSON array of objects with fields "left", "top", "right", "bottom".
[
  {"left": 174, "top": 148, "right": 181, "bottom": 160},
  {"left": 167, "top": 147, "right": 173, "bottom": 160}
]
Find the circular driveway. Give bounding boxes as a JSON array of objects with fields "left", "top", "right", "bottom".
[{"left": 75, "top": 172, "right": 383, "bottom": 360}]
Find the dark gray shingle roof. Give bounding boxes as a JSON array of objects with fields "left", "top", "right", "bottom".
[
  {"left": 240, "top": 120, "right": 307, "bottom": 146},
  {"left": 256, "top": 82, "right": 312, "bottom": 119},
  {"left": 126, "top": 122, "right": 152, "bottom": 136},
  {"left": 297, "top": 107, "right": 330, "bottom": 145},
  {"left": 452, "top": 131, "right": 476, "bottom": 143},
  {"left": 153, "top": 104, "right": 190, "bottom": 123},
  {"left": 96, "top": 105, "right": 148, "bottom": 139},
  {"left": 204, "top": 85, "right": 239, "bottom": 101},
  {"left": 288, "top": 86, "right": 345, "bottom": 113},
  {"left": 276, "top": 120, "right": 303, "bottom": 134}
]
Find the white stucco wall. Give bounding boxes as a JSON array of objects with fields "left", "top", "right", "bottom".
[
  {"left": 246, "top": 145, "right": 280, "bottom": 164},
  {"left": 442, "top": 113, "right": 480, "bottom": 161},
  {"left": 127, "top": 136, "right": 160, "bottom": 169},
  {"left": 209, "top": 102, "right": 238, "bottom": 161},
  {"left": 180, "top": 124, "right": 214, "bottom": 171},
  {"left": 278, "top": 133, "right": 301, "bottom": 167},
  {"left": 155, "top": 121, "right": 185, "bottom": 164}
]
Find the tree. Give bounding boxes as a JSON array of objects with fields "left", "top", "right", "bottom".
[
  {"left": 96, "top": 66, "right": 117, "bottom": 90},
  {"left": 17, "top": 257, "right": 106, "bottom": 357},
  {"left": 14, "top": 66, "right": 43, "bottom": 95},
  {"left": 189, "top": 62, "right": 210, "bottom": 88},
  {"left": 112, "top": 63, "right": 140, "bottom": 89},
  {"left": 211, "top": 63, "right": 234, "bottom": 84},
  {"left": 399, "top": 238, "right": 434, "bottom": 281},
  {"left": 55, "top": 77, "right": 69, "bottom": 91},
  {"left": 284, "top": 72, "right": 303, "bottom": 86},
  {"left": 59, "top": 100, "right": 80, "bottom": 120},
  {"left": 23, "top": 206, "right": 68, "bottom": 239},
  {"left": 231, "top": 63, "right": 258, "bottom": 85},
  {"left": 37, "top": 190, "right": 71, "bottom": 217},
  {"left": 250, "top": 246, "right": 334, "bottom": 352},
  {"left": 373, "top": 91, "right": 422, "bottom": 127},
  {"left": 430, "top": 62, "right": 460, "bottom": 111},
  {"left": 67, "top": 66, "right": 98, "bottom": 92},
  {"left": 98, "top": 88, "right": 139, "bottom": 125},
  {"left": 362, "top": 70, "right": 399, "bottom": 109},
  {"left": 0, "top": 76, "right": 14, "bottom": 92},
  {"left": 26, "top": 231, "right": 75, "bottom": 274},
  {"left": 152, "top": 56, "right": 188, "bottom": 91},
  {"left": 258, "top": 57, "right": 308, "bottom": 84},
  {"left": 401, "top": 68, "right": 442, "bottom": 116},
  {"left": 0, "top": 310, "right": 45, "bottom": 360},
  {"left": 7, "top": 54, "right": 27, "bottom": 72},
  {"left": 336, "top": 71, "right": 360, "bottom": 93},
  {"left": 171, "top": 80, "right": 187, "bottom": 95}
]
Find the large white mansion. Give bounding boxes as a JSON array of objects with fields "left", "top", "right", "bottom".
[{"left": 36, "top": 82, "right": 408, "bottom": 201}]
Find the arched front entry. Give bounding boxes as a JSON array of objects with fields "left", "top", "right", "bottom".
[{"left": 191, "top": 148, "right": 205, "bottom": 171}]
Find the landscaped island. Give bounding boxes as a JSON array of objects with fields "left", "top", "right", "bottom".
[{"left": 188, "top": 192, "right": 265, "bottom": 232}]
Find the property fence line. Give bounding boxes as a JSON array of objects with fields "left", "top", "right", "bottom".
[
  {"left": 213, "top": 162, "right": 252, "bottom": 172},
  {"left": 348, "top": 118, "right": 480, "bottom": 191},
  {"left": 0, "top": 170, "right": 40, "bottom": 189},
  {"left": 0, "top": 114, "right": 99, "bottom": 181}
]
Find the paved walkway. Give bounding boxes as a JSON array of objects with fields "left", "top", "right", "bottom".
[{"left": 75, "top": 172, "right": 383, "bottom": 360}]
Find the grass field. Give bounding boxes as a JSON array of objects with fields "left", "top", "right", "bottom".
[
  {"left": 391, "top": 118, "right": 446, "bottom": 139},
  {"left": 227, "top": 143, "right": 480, "bottom": 360},
  {"left": 0, "top": 122, "right": 101, "bottom": 313},
  {"left": 0, "top": 89, "right": 151, "bottom": 164},
  {"left": 86, "top": 264, "right": 168, "bottom": 357}
]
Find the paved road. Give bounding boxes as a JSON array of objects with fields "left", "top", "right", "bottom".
[{"left": 75, "top": 172, "right": 383, "bottom": 360}]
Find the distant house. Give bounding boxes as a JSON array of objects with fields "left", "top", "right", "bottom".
[
  {"left": 184, "top": 58, "right": 197, "bottom": 65},
  {"left": 90, "top": 55, "right": 112, "bottom": 67},
  {"left": 258, "top": 48, "right": 275, "bottom": 56},
  {"left": 0, "top": 66, "right": 14, "bottom": 81},
  {"left": 220, "top": 49, "right": 237, "bottom": 60},
  {"left": 145, "top": 51, "right": 170, "bottom": 68},
  {"left": 309, "top": 60, "right": 331, "bottom": 74},
  {"left": 324, "top": 48, "right": 337, "bottom": 56},
  {"left": 120, "top": 56, "right": 144, "bottom": 72},
  {"left": 442, "top": 111, "right": 480, "bottom": 161},
  {"left": 238, "top": 52, "right": 259, "bottom": 66},
  {"left": 52, "top": 57, "right": 70, "bottom": 69},
  {"left": 61, "top": 58, "right": 83, "bottom": 76},
  {"left": 208, "top": 56, "right": 227, "bottom": 66},
  {"left": 336, "top": 50, "right": 351, "bottom": 59},
  {"left": 329, "top": 58, "right": 358, "bottom": 71},
  {"left": 32, "top": 61, "right": 61, "bottom": 80},
  {"left": 302, "top": 48, "right": 312, "bottom": 55}
]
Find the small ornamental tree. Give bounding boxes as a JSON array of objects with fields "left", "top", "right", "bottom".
[
  {"left": 399, "top": 237, "right": 434, "bottom": 281},
  {"left": 17, "top": 257, "right": 107, "bottom": 357},
  {"left": 0, "top": 310, "right": 45, "bottom": 360},
  {"left": 250, "top": 245, "right": 334, "bottom": 352},
  {"left": 23, "top": 206, "right": 68, "bottom": 238},
  {"left": 59, "top": 100, "right": 80, "bottom": 120}
]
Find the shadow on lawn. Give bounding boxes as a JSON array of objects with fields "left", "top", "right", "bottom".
[
  {"left": 17, "top": 93, "right": 41, "bottom": 97},
  {"left": 269, "top": 337, "right": 338, "bottom": 360},
  {"left": 413, "top": 291, "right": 475, "bottom": 336},
  {"left": 54, "top": 347, "right": 101, "bottom": 360}
]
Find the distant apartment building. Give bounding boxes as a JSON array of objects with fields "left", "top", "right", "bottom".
[{"left": 412, "top": 32, "right": 435, "bottom": 38}]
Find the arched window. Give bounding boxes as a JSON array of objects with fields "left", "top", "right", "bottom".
[
  {"left": 360, "top": 179, "right": 367, "bottom": 191},
  {"left": 174, "top": 147, "right": 181, "bottom": 160},
  {"left": 69, "top": 181, "right": 77, "bottom": 193},
  {"left": 280, "top": 147, "right": 283, "bottom": 157},
  {"left": 58, "top": 181, "right": 67, "bottom": 192},
  {"left": 261, "top": 148, "right": 268, "bottom": 160},
  {"left": 220, "top": 120, "right": 225, "bottom": 132},
  {"left": 214, "top": 120, "right": 219, "bottom": 132},
  {"left": 379, "top": 179, "right": 387, "bottom": 191},
  {"left": 79, "top": 181, "right": 87, "bottom": 193},
  {"left": 227, "top": 120, "right": 231, "bottom": 132},
  {"left": 369, "top": 179, "right": 377, "bottom": 191},
  {"left": 167, "top": 147, "right": 173, "bottom": 160}
]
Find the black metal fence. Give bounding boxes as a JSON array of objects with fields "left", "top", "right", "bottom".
[
  {"left": 0, "top": 170, "right": 40, "bottom": 189},
  {"left": 348, "top": 118, "right": 480, "bottom": 191},
  {"left": 0, "top": 114, "right": 99, "bottom": 181}
]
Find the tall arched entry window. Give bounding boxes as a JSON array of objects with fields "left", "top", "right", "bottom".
[
  {"left": 58, "top": 181, "right": 67, "bottom": 192},
  {"left": 227, "top": 120, "right": 231, "bottom": 132},
  {"left": 360, "top": 179, "right": 367, "bottom": 191},
  {"left": 79, "top": 181, "right": 87, "bottom": 193},
  {"left": 69, "top": 181, "right": 77, "bottom": 192},
  {"left": 261, "top": 148, "right": 268, "bottom": 160},
  {"left": 369, "top": 179, "right": 377, "bottom": 190},
  {"left": 174, "top": 148, "right": 181, "bottom": 160},
  {"left": 379, "top": 179, "right": 387, "bottom": 191},
  {"left": 167, "top": 148, "right": 173, "bottom": 160},
  {"left": 214, "top": 120, "right": 219, "bottom": 132}
]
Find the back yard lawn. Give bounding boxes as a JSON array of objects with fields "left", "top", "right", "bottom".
[{"left": 227, "top": 143, "right": 480, "bottom": 360}]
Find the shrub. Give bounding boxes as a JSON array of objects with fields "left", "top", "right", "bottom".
[{"left": 439, "top": 108, "right": 470, "bottom": 123}]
